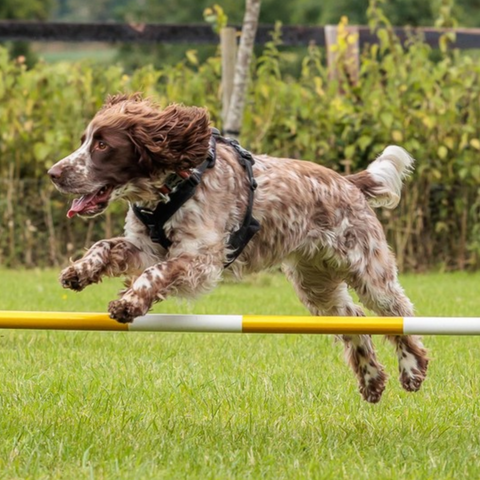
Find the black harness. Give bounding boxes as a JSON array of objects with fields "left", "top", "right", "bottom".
[{"left": 132, "top": 129, "right": 260, "bottom": 268}]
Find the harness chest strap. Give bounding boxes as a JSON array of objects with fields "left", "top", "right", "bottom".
[{"left": 132, "top": 130, "right": 261, "bottom": 268}]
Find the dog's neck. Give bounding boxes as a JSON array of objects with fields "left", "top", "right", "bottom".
[{"left": 130, "top": 129, "right": 260, "bottom": 267}]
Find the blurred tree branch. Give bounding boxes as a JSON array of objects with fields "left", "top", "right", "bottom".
[{"left": 223, "top": 0, "right": 261, "bottom": 139}]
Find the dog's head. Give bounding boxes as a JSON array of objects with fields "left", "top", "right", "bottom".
[{"left": 48, "top": 94, "right": 211, "bottom": 218}]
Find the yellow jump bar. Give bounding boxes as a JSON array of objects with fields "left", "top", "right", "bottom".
[{"left": 1, "top": 311, "right": 480, "bottom": 335}]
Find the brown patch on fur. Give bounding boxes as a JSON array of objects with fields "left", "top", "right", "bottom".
[
  {"left": 93, "top": 94, "right": 211, "bottom": 171},
  {"left": 346, "top": 170, "right": 382, "bottom": 201}
]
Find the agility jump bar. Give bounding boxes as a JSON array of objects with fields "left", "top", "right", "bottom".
[{"left": 1, "top": 311, "right": 480, "bottom": 335}]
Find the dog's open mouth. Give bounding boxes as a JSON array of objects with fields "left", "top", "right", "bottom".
[{"left": 67, "top": 185, "right": 114, "bottom": 218}]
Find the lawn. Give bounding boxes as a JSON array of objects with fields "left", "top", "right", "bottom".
[{"left": 0, "top": 268, "right": 480, "bottom": 479}]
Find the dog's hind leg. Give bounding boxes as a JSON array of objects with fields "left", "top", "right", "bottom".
[
  {"left": 282, "top": 259, "right": 387, "bottom": 403},
  {"left": 348, "top": 249, "right": 428, "bottom": 394}
]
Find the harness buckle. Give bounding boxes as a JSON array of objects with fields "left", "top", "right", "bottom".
[
  {"left": 164, "top": 173, "right": 188, "bottom": 193},
  {"left": 158, "top": 192, "right": 171, "bottom": 203},
  {"left": 149, "top": 227, "right": 162, "bottom": 244},
  {"left": 158, "top": 171, "right": 194, "bottom": 202}
]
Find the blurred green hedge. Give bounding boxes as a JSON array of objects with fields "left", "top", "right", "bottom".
[{"left": 1, "top": 16, "right": 480, "bottom": 271}]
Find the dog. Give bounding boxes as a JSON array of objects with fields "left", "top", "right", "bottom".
[{"left": 47, "top": 94, "right": 428, "bottom": 403}]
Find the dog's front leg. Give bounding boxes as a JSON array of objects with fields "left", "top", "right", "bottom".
[
  {"left": 108, "top": 254, "right": 223, "bottom": 323},
  {"left": 60, "top": 238, "right": 152, "bottom": 291}
]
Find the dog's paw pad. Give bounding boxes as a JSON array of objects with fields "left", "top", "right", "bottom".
[
  {"left": 359, "top": 371, "right": 387, "bottom": 404},
  {"left": 400, "top": 369, "right": 426, "bottom": 392},
  {"left": 60, "top": 267, "right": 84, "bottom": 291},
  {"left": 400, "top": 358, "right": 428, "bottom": 392},
  {"left": 108, "top": 299, "right": 146, "bottom": 324}
]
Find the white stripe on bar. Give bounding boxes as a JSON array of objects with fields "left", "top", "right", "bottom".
[
  {"left": 404, "top": 317, "right": 480, "bottom": 335},
  {"left": 128, "top": 314, "right": 243, "bottom": 332}
]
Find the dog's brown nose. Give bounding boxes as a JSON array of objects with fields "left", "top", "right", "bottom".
[{"left": 47, "top": 164, "right": 63, "bottom": 180}]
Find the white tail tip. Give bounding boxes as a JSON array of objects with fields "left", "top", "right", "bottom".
[{"left": 366, "top": 146, "right": 415, "bottom": 209}]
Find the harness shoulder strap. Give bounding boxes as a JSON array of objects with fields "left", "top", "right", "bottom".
[
  {"left": 224, "top": 140, "right": 260, "bottom": 267},
  {"left": 132, "top": 129, "right": 261, "bottom": 267},
  {"left": 132, "top": 136, "right": 217, "bottom": 250}
]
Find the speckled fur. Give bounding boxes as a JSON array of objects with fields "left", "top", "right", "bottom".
[{"left": 48, "top": 95, "right": 428, "bottom": 403}]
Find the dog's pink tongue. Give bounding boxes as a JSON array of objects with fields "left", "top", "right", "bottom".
[{"left": 67, "top": 193, "right": 97, "bottom": 218}]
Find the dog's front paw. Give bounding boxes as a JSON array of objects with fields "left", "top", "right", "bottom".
[
  {"left": 60, "top": 265, "right": 93, "bottom": 292},
  {"left": 108, "top": 296, "right": 150, "bottom": 324}
]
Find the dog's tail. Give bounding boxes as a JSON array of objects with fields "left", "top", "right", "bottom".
[{"left": 346, "top": 146, "right": 414, "bottom": 209}]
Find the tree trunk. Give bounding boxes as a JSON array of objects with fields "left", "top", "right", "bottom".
[
  {"left": 223, "top": 0, "right": 261, "bottom": 140},
  {"left": 220, "top": 27, "right": 237, "bottom": 127}
]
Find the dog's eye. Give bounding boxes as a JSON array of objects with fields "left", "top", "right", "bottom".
[{"left": 97, "top": 141, "right": 108, "bottom": 151}]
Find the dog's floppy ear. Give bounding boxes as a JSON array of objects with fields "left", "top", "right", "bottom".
[
  {"left": 126, "top": 130, "right": 156, "bottom": 172},
  {"left": 129, "top": 104, "right": 211, "bottom": 172}
]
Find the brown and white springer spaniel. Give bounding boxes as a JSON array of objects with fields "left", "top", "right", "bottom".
[{"left": 47, "top": 94, "right": 428, "bottom": 403}]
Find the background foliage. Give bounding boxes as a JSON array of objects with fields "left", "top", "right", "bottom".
[
  {"left": 1, "top": 6, "right": 480, "bottom": 271},
  {"left": 3, "top": 0, "right": 479, "bottom": 68},
  {"left": 50, "top": 0, "right": 480, "bottom": 28},
  {"left": 54, "top": 0, "right": 480, "bottom": 69}
]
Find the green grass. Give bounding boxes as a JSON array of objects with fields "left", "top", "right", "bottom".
[{"left": 1, "top": 269, "right": 480, "bottom": 479}]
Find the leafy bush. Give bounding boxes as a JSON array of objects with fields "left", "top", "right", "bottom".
[{"left": 1, "top": 10, "right": 480, "bottom": 270}]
